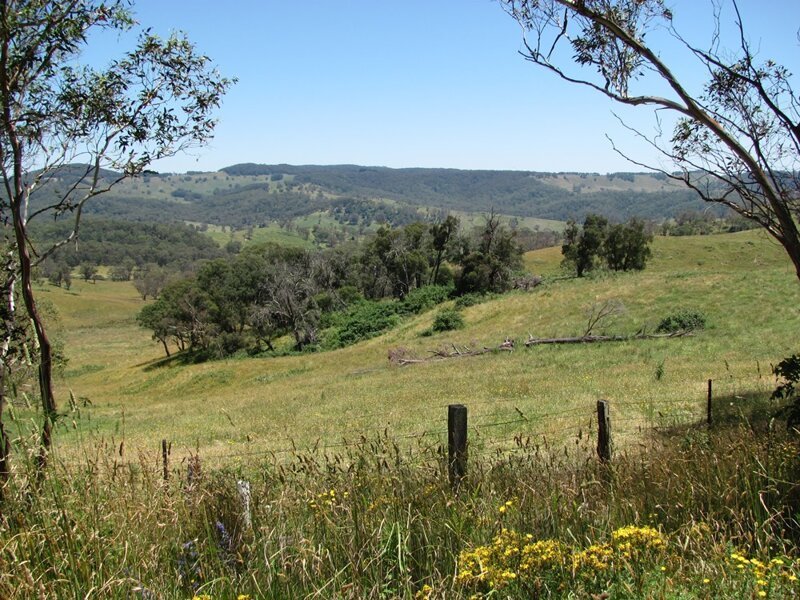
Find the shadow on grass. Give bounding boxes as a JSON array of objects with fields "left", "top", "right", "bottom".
[
  {"left": 651, "top": 389, "right": 787, "bottom": 441},
  {"left": 138, "top": 351, "right": 210, "bottom": 371}
]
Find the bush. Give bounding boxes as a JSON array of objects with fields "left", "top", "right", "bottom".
[
  {"left": 212, "top": 332, "right": 248, "bottom": 357},
  {"left": 772, "top": 354, "right": 800, "bottom": 430},
  {"left": 431, "top": 308, "right": 465, "bottom": 333},
  {"left": 398, "top": 285, "right": 452, "bottom": 316},
  {"left": 323, "top": 301, "right": 399, "bottom": 349},
  {"left": 656, "top": 309, "right": 707, "bottom": 333},
  {"left": 454, "top": 292, "right": 493, "bottom": 309}
]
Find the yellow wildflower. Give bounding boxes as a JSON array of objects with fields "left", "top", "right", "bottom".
[{"left": 414, "top": 584, "right": 433, "bottom": 600}]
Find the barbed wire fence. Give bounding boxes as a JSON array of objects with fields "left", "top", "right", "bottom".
[{"left": 48, "top": 371, "right": 783, "bottom": 489}]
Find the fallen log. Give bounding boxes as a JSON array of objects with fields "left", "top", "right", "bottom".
[
  {"left": 390, "top": 339, "right": 514, "bottom": 366},
  {"left": 524, "top": 331, "right": 691, "bottom": 346},
  {"left": 390, "top": 331, "right": 691, "bottom": 366}
]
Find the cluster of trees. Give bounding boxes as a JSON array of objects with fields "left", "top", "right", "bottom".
[
  {"left": 502, "top": 0, "right": 800, "bottom": 282},
  {"left": 562, "top": 215, "right": 653, "bottom": 277},
  {"left": 659, "top": 212, "right": 758, "bottom": 237},
  {"left": 137, "top": 215, "right": 524, "bottom": 357},
  {"left": 31, "top": 219, "right": 222, "bottom": 269}
]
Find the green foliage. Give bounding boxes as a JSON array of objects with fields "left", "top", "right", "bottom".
[
  {"left": 576, "top": 214, "right": 608, "bottom": 277},
  {"left": 430, "top": 308, "right": 465, "bottom": 333},
  {"left": 771, "top": 354, "right": 800, "bottom": 430},
  {"left": 30, "top": 218, "right": 223, "bottom": 268},
  {"left": 655, "top": 309, "right": 708, "bottom": 334},
  {"left": 40, "top": 258, "right": 72, "bottom": 289},
  {"left": 454, "top": 292, "right": 494, "bottom": 309},
  {"left": 323, "top": 301, "right": 400, "bottom": 349},
  {"left": 221, "top": 163, "right": 710, "bottom": 223},
  {"left": 79, "top": 262, "right": 98, "bottom": 282},
  {"left": 27, "top": 163, "right": 720, "bottom": 234},
  {"left": 661, "top": 211, "right": 759, "bottom": 236},
  {"left": 562, "top": 214, "right": 653, "bottom": 276},
  {"left": 604, "top": 218, "right": 653, "bottom": 271},
  {"left": 398, "top": 285, "right": 452, "bottom": 316},
  {"left": 455, "top": 212, "right": 523, "bottom": 295}
]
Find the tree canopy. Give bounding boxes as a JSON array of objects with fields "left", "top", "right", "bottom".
[
  {"left": 0, "top": 0, "right": 233, "bottom": 468},
  {"left": 502, "top": 0, "right": 800, "bottom": 282}
]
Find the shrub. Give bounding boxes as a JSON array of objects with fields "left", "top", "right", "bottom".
[
  {"left": 398, "top": 285, "right": 452, "bottom": 316},
  {"left": 211, "top": 332, "right": 248, "bottom": 358},
  {"left": 772, "top": 354, "right": 800, "bottom": 430},
  {"left": 454, "top": 292, "right": 493, "bottom": 309},
  {"left": 656, "top": 309, "right": 707, "bottom": 333},
  {"left": 324, "top": 301, "right": 399, "bottom": 349},
  {"left": 431, "top": 308, "right": 464, "bottom": 333}
]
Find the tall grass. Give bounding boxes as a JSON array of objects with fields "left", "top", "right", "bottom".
[{"left": 1, "top": 403, "right": 798, "bottom": 598}]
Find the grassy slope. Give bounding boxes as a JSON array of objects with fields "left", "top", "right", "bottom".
[
  {"left": 38, "top": 229, "right": 800, "bottom": 464},
  {"left": 202, "top": 222, "right": 314, "bottom": 249}
]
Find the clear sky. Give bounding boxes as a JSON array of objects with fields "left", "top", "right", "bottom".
[{"left": 86, "top": 1, "right": 800, "bottom": 174}]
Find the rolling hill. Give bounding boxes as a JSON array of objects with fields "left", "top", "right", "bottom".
[
  {"left": 32, "top": 228, "right": 798, "bottom": 462},
  {"left": 29, "top": 163, "right": 718, "bottom": 238}
]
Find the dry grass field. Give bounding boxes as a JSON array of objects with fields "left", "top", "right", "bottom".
[{"left": 17, "top": 229, "right": 793, "bottom": 468}]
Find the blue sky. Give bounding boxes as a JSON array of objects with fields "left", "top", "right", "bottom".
[{"left": 87, "top": 1, "right": 800, "bottom": 174}]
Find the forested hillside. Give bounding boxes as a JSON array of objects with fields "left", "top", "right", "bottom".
[
  {"left": 30, "top": 219, "right": 223, "bottom": 267},
  {"left": 221, "top": 164, "right": 712, "bottom": 221},
  {"left": 29, "top": 163, "right": 718, "bottom": 234}
]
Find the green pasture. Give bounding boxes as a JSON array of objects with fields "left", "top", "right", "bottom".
[
  {"left": 202, "top": 222, "right": 313, "bottom": 249},
  {"left": 110, "top": 171, "right": 293, "bottom": 202},
  {"left": 454, "top": 210, "right": 566, "bottom": 233},
  {"left": 30, "top": 229, "right": 799, "bottom": 465}
]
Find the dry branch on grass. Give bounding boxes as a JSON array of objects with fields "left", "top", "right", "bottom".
[
  {"left": 389, "top": 331, "right": 690, "bottom": 366},
  {"left": 389, "top": 339, "right": 515, "bottom": 366},
  {"left": 524, "top": 331, "right": 691, "bottom": 346}
]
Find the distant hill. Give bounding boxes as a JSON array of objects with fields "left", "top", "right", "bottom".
[
  {"left": 27, "top": 163, "right": 720, "bottom": 240},
  {"left": 219, "top": 164, "right": 711, "bottom": 222},
  {"left": 30, "top": 218, "right": 223, "bottom": 268}
]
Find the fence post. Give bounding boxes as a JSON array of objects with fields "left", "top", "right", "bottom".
[
  {"left": 162, "top": 439, "right": 169, "bottom": 481},
  {"left": 237, "top": 480, "right": 252, "bottom": 530},
  {"left": 448, "top": 404, "right": 468, "bottom": 489},
  {"left": 596, "top": 400, "right": 612, "bottom": 463},
  {"left": 707, "top": 379, "right": 713, "bottom": 425}
]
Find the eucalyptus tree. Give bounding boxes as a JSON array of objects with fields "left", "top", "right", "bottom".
[
  {"left": 0, "top": 0, "right": 233, "bottom": 466},
  {"left": 502, "top": 0, "right": 800, "bottom": 281}
]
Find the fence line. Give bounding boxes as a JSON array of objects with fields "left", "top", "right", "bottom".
[{"left": 52, "top": 375, "right": 768, "bottom": 473}]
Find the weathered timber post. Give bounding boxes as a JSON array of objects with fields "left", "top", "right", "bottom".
[
  {"left": 707, "top": 379, "right": 713, "bottom": 425},
  {"left": 448, "top": 404, "right": 468, "bottom": 489},
  {"left": 596, "top": 400, "right": 612, "bottom": 463},
  {"left": 237, "top": 480, "right": 252, "bottom": 530},
  {"left": 162, "top": 439, "right": 169, "bottom": 481}
]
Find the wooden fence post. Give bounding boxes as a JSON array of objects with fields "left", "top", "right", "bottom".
[
  {"left": 707, "top": 379, "right": 713, "bottom": 425},
  {"left": 237, "top": 480, "right": 252, "bottom": 530},
  {"left": 162, "top": 439, "right": 169, "bottom": 481},
  {"left": 596, "top": 400, "right": 612, "bottom": 463},
  {"left": 448, "top": 404, "right": 468, "bottom": 489}
]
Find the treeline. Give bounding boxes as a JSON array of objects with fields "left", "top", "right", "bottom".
[
  {"left": 658, "top": 211, "right": 759, "bottom": 236},
  {"left": 137, "top": 215, "right": 527, "bottom": 359},
  {"left": 63, "top": 188, "right": 427, "bottom": 231},
  {"left": 221, "top": 164, "right": 715, "bottom": 222},
  {"left": 30, "top": 163, "right": 736, "bottom": 232},
  {"left": 31, "top": 218, "right": 222, "bottom": 269}
]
